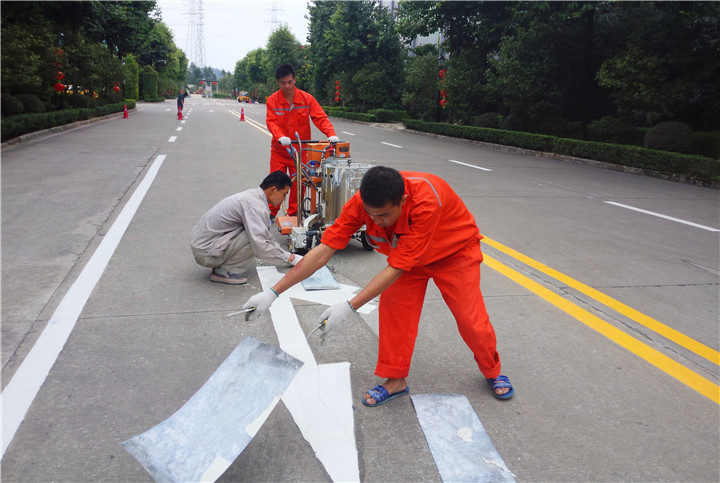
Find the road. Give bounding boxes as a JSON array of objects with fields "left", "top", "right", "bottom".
[{"left": 1, "top": 98, "right": 718, "bottom": 481}]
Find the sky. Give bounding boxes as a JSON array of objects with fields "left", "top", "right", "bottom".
[{"left": 155, "top": 0, "right": 312, "bottom": 72}]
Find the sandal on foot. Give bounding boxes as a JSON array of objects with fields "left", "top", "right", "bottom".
[
  {"left": 488, "top": 375, "right": 514, "bottom": 400},
  {"left": 362, "top": 385, "right": 410, "bottom": 407}
]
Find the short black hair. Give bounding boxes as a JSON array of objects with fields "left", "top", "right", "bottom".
[
  {"left": 275, "top": 63, "right": 295, "bottom": 80},
  {"left": 360, "top": 166, "right": 405, "bottom": 208},
  {"left": 260, "top": 171, "right": 292, "bottom": 190}
]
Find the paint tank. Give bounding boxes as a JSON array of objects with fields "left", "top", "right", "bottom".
[{"left": 321, "top": 162, "right": 374, "bottom": 223}]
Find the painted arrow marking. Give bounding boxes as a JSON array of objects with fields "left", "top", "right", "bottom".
[{"left": 257, "top": 266, "right": 363, "bottom": 482}]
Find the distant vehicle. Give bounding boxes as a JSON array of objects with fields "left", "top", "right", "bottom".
[{"left": 237, "top": 91, "right": 251, "bottom": 103}]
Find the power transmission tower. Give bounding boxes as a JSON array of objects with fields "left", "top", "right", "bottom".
[
  {"left": 184, "top": 0, "right": 206, "bottom": 68},
  {"left": 267, "top": 1, "right": 283, "bottom": 32}
]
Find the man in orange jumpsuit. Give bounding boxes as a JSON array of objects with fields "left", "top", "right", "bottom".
[
  {"left": 242, "top": 166, "right": 514, "bottom": 405},
  {"left": 266, "top": 63, "right": 339, "bottom": 217}
]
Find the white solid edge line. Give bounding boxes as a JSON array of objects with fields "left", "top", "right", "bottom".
[
  {"left": 380, "top": 142, "right": 403, "bottom": 148},
  {"left": 449, "top": 159, "right": 492, "bottom": 172},
  {"left": 0, "top": 154, "right": 167, "bottom": 458},
  {"left": 604, "top": 201, "right": 720, "bottom": 232}
]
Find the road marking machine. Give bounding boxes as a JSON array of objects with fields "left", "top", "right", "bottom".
[{"left": 276, "top": 133, "right": 375, "bottom": 253}]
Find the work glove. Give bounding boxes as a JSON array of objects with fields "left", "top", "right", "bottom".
[
  {"left": 242, "top": 289, "right": 279, "bottom": 321},
  {"left": 317, "top": 301, "right": 356, "bottom": 343},
  {"left": 289, "top": 254, "right": 303, "bottom": 266},
  {"left": 279, "top": 136, "right": 291, "bottom": 146},
  {"left": 328, "top": 136, "right": 340, "bottom": 143}
]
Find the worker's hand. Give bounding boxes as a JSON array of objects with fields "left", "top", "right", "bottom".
[
  {"left": 289, "top": 254, "right": 303, "bottom": 266},
  {"left": 328, "top": 136, "right": 340, "bottom": 143},
  {"left": 242, "top": 289, "right": 279, "bottom": 321},
  {"left": 318, "top": 301, "right": 356, "bottom": 341},
  {"left": 279, "top": 136, "right": 291, "bottom": 146}
]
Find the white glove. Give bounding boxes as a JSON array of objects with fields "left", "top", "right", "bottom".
[
  {"left": 289, "top": 254, "right": 303, "bottom": 266},
  {"left": 242, "top": 289, "right": 279, "bottom": 321},
  {"left": 328, "top": 136, "right": 340, "bottom": 143},
  {"left": 279, "top": 136, "right": 291, "bottom": 146},
  {"left": 318, "top": 301, "right": 356, "bottom": 341}
]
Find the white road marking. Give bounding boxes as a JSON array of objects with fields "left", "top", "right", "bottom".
[
  {"left": 1, "top": 154, "right": 168, "bottom": 457},
  {"left": 342, "top": 131, "right": 356, "bottom": 136},
  {"left": 381, "top": 142, "right": 403, "bottom": 148},
  {"left": 449, "top": 160, "right": 492, "bottom": 172},
  {"left": 176, "top": 127, "right": 182, "bottom": 131},
  {"left": 257, "top": 266, "right": 361, "bottom": 482},
  {"left": 168, "top": 136, "right": 177, "bottom": 142},
  {"left": 604, "top": 201, "right": 720, "bottom": 232}
]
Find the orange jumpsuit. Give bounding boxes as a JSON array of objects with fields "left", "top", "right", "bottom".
[
  {"left": 266, "top": 88, "right": 336, "bottom": 216},
  {"left": 321, "top": 172, "right": 502, "bottom": 379}
]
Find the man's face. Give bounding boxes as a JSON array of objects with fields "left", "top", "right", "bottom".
[
  {"left": 363, "top": 196, "right": 407, "bottom": 228},
  {"left": 268, "top": 186, "right": 291, "bottom": 207},
  {"left": 277, "top": 74, "right": 296, "bottom": 96}
]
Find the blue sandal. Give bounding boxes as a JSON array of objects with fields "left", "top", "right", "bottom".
[
  {"left": 488, "top": 375, "right": 514, "bottom": 400},
  {"left": 362, "top": 384, "right": 410, "bottom": 407}
]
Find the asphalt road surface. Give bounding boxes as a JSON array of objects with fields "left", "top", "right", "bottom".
[{"left": 2, "top": 98, "right": 718, "bottom": 481}]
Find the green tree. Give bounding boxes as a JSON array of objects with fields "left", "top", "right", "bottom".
[
  {"left": 403, "top": 50, "right": 440, "bottom": 121},
  {"left": 264, "top": 26, "right": 305, "bottom": 86},
  {"left": 307, "top": 1, "right": 405, "bottom": 109}
]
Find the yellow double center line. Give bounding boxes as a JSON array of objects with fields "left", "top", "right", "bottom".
[
  {"left": 229, "top": 109, "right": 270, "bottom": 136},
  {"left": 482, "top": 236, "right": 720, "bottom": 404}
]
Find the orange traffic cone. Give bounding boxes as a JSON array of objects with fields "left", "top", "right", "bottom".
[
  {"left": 123, "top": 104, "right": 129, "bottom": 119},
  {"left": 177, "top": 107, "right": 184, "bottom": 120},
  {"left": 239, "top": 108, "right": 245, "bottom": 121}
]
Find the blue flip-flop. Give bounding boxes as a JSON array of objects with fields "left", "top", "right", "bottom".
[
  {"left": 488, "top": 375, "right": 514, "bottom": 400},
  {"left": 362, "top": 384, "right": 410, "bottom": 407}
]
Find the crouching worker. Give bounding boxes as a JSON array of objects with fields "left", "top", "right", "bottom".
[
  {"left": 190, "top": 171, "right": 302, "bottom": 285},
  {"left": 241, "top": 166, "right": 513, "bottom": 405}
]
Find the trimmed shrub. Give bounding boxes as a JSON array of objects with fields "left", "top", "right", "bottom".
[
  {"left": 326, "top": 109, "right": 376, "bottom": 122},
  {"left": 644, "top": 121, "right": 693, "bottom": 153},
  {"left": 689, "top": 132, "right": 720, "bottom": 159},
  {"left": 67, "top": 94, "right": 96, "bottom": 109},
  {"left": 123, "top": 54, "right": 139, "bottom": 100},
  {"left": 587, "top": 116, "right": 643, "bottom": 145},
  {"left": 368, "top": 109, "right": 407, "bottom": 122},
  {"left": 473, "top": 112, "right": 501, "bottom": 129},
  {"left": 1, "top": 102, "right": 128, "bottom": 142},
  {"left": 141, "top": 67, "right": 159, "bottom": 101},
  {"left": 1, "top": 94, "right": 24, "bottom": 117},
  {"left": 403, "top": 119, "right": 719, "bottom": 180},
  {"left": 16, "top": 94, "right": 45, "bottom": 114}
]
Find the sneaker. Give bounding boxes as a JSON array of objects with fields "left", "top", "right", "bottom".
[{"left": 210, "top": 267, "right": 247, "bottom": 285}]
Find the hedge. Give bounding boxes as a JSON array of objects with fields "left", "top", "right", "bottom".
[
  {"left": 326, "top": 109, "right": 376, "bottom": 122},
  {"left": 403, "top": 119, "right": 720, "bottom": 181},
  {"left": 2, "top": 100, "right": 136, "bottom": 142}
]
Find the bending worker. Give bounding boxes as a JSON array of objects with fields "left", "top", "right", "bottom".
[
  {"left": 190, "top": 171, "right": 302, "bottom": 285},
  {"left": 242, "top": 166, "right": 514, "bottom": 405},
  {"left": 266, "top": 63, "right": 339, "bottom": 218}
]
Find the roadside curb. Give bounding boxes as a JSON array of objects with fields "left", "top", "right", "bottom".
[
  {"left": 337, "top": 119, "right": 719, "bottom": 190},
  {"left": 1, "top": 108, "right": 138, "bottom": 148}
]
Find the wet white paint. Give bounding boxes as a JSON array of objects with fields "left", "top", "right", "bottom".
[{"left": 257, "top": 266, "right": 362, "bottom": 482}]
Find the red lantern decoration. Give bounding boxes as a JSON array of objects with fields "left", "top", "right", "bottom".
[
  {"left": 200, "top": 80, "right": 204, "bottom": 85},
  {"left": 56, "top": 71, "right": 64, "bottom": 80},
  {"left": 113, "top": 86, "right": 120, "bottom": 92},
  {"left": 213, "top": 81, "right": 217, "bottom": 85},
  {"left": 53, "top": 82, "right": 65, "bottom": 93},
  {"left": 440, "top": 90, "right": 447, "bottom": 98},
  {"left": 438, "top": 69, "right": 447, "bottom": 79},
  {"left": 439, "top": 99, "right": 447, "bottom": 108}
]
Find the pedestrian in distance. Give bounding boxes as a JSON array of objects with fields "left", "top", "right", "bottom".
[
  {"left": 177, "top": 88, "right": 188, "bottom": 112},
  {"left": 266, "top": 63, "right": 339, "bottom": 218},
  {"left": 242, "top": 166, "right": 514, "bottom": 405},
  {"left": 190, "top": 171, "right": 303, "bottom": 285}
]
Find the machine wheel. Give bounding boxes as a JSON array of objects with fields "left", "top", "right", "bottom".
[{"left": 359, "top": 230, "right": 374, "bottom": 251}]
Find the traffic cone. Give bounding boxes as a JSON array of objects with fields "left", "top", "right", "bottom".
[
  {"left": 239, "top": 108, "right": 245, "bottom": 121},
  {"left": 177, "top": 106, "right": 183, "bottom": 120},
  {"left": 123, "top": 104, "right": 129, "bottom": 119}
]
